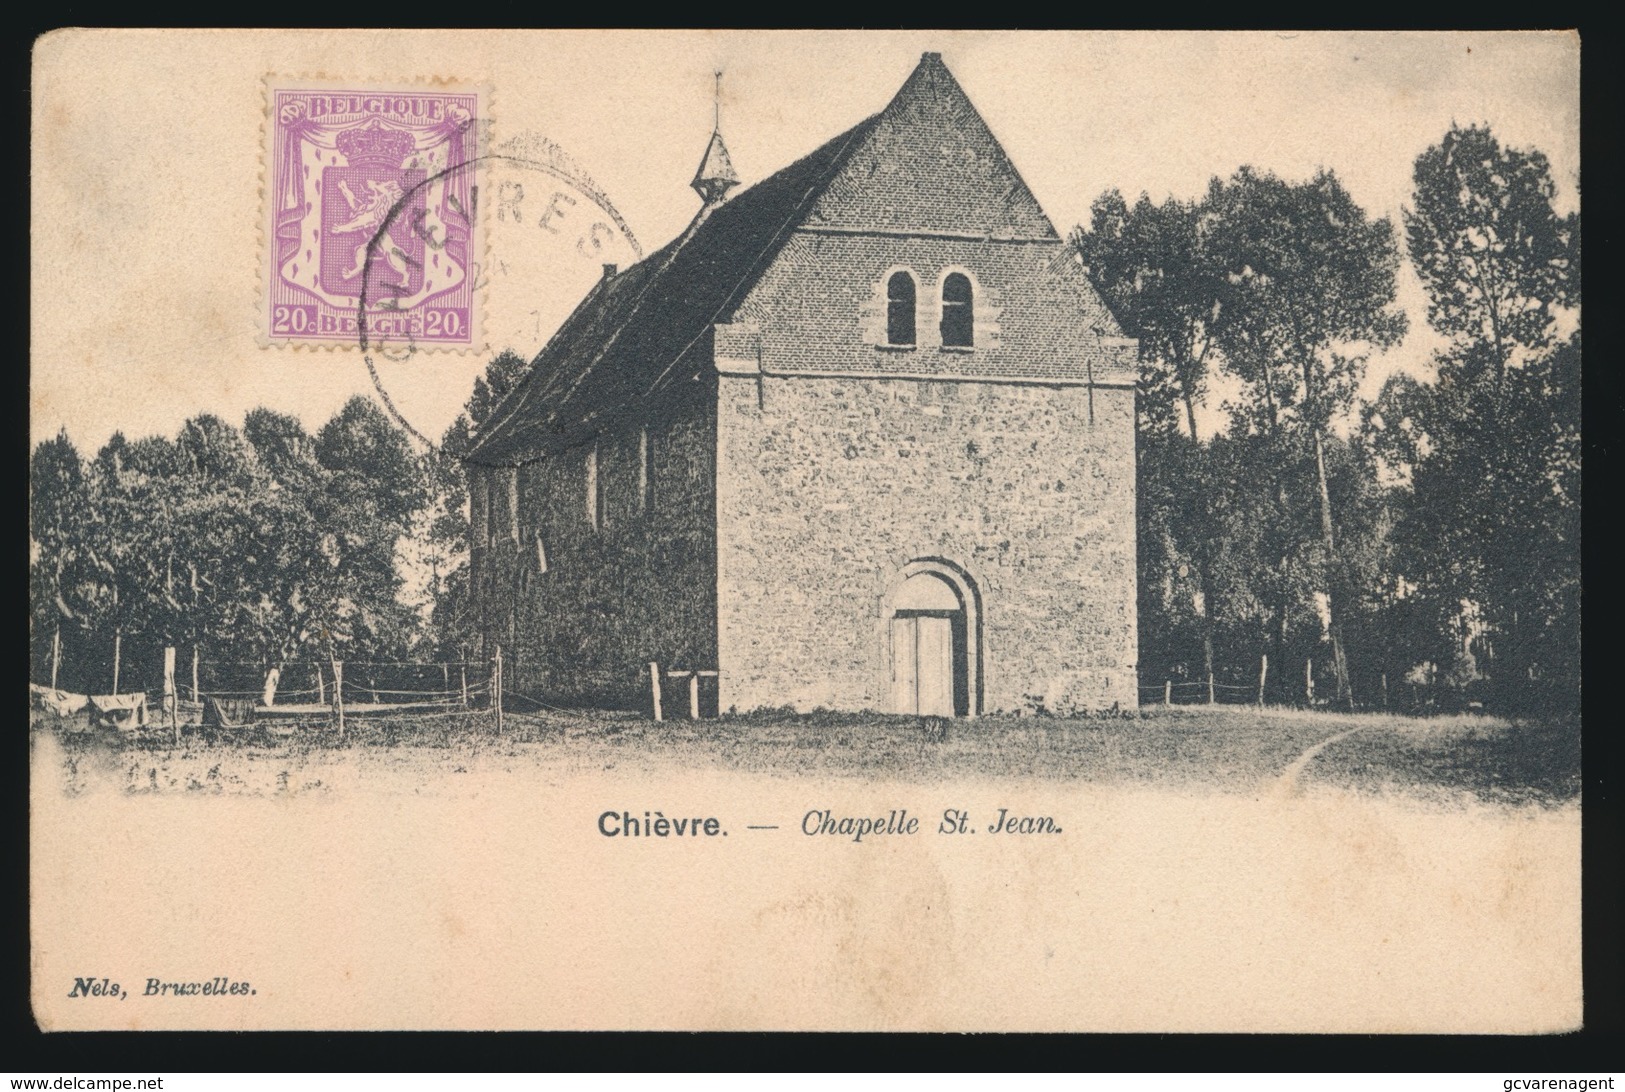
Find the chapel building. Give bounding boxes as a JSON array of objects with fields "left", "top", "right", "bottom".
[{"left": 465, "top": 52, "right": 1139, "bottom": 716}]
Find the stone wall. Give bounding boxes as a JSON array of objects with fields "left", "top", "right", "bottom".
[
  {"left": 479, "top": 387, "right": 718, "bottom": 710},
  {"left": 714, "top": 373, "right": 1137, "bottom": 715}
]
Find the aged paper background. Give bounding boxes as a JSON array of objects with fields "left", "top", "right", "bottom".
[{"left": 30, "top": 29, "right": 1581, "bottom": 1032}]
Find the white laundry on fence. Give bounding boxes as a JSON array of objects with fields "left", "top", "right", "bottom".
[
  {"left": 29, "top": 684, "right": 89, "bottom": 718},
  {"left": 88, "top": 692, "right": 148, "bottom": 730}
]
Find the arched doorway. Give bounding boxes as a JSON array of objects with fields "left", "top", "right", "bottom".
[{"left": 889, "top": 569, "right": 972, "bottom": 716}]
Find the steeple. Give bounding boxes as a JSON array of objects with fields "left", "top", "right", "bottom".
[{"left": 691, "top": 70, "right": 740, "bottom": 206}]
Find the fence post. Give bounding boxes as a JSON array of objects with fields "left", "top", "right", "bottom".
[
  {"left": 460, "top": 663, "right": 469, "bottom": 708},
  {"left": 689, "top": 673, "right": 701, "bottom": 721},
  {"left": 332, "top": 658, "right": 346, "bottom": 739},
  {"left": 315, "top": 662, "right": 325, "bottom": 706},
  {"left": 1381, "top": 672, "right": 1389, "bottom": 711},
  {"left": 1257, "top": 654, "right": 1268, "bottom": 708},
  {"left": 493, "top": 645, "right": 504, "bottom": 734},
  {"left": 192, "top": 646, "right": 200, "bottom": 704},
  {"left": 110, "top": 586, "right": 121, "bottom": 693},
  {"left": 442, "top": 663, "right": 450, "bottom": 702},
  {"left": 163, "top": 646, "right": 178, "bottom": 745},
  {"left": 649, "top": 662, "right": 663, "bottom": 722},
  {"left": 1163, "top": 679, "right": 1171, "bottom": 707},
  {"left": 51, "top": 625, "right": 61, "bottom": 690},
  {"left": 1305, "top": 658, "right": 1314, "bottom": 706},
  {"left": 698, "top": 671, "right": 719, "bottom": 719},
  {"left": 1207, "top": 672, "right": 1216, "bottom": 705}
]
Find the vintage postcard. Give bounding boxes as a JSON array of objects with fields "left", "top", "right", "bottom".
[{"left": 29, "top": 30, "right": 1581, "bottom": 1032}]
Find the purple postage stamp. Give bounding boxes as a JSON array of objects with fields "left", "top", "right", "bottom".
[{"left": 263, "top": 80, "right": 485, "bottom": 349}]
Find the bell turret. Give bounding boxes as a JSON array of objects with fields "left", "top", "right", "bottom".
[{"left": 690, "top": 71, "right": 739, "bottom": 206}]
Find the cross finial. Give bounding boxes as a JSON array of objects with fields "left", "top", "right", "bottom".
[{"left": 714, "top": 69, "right": 722, "bottom": 130}]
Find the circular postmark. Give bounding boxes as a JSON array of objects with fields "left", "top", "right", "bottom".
[{"left": 356, "top": 123, "right": 644, "bottom": 447}]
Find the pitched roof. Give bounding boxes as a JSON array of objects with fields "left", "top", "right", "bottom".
[{"left": 466, "top": 53, "right": 1074, "bottom": 465}]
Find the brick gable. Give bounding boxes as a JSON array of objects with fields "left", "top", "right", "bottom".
[{"left": 806, "top": 52, "right": 1057, "bottom": 240}]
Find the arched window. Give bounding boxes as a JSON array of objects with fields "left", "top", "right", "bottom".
[
  {"left": 940, "top": 272, "right": 974, "bottom": 348},
  {"left": 886, "top": 271, "right": 917, "bottom": 347}
]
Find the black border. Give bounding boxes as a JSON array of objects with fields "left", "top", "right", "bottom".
[{"left": 13, "top": 15, "right": 1621, "bottom": 1074}]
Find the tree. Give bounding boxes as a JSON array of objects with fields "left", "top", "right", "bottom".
[
  {"left": 1074, "top": 191, "right": 1229, "bottom": 685},
  {"left": 29, "top": 401, "right": 435, "bottom": 704},
  {"left": 1374, "top": 124, "right": 1581, "bottom": 711},
  {"left": 29, "top": 430, "right": 87, "bottom": 689},
  {"left": 228, "top": 398, "right": 429, "bottom": 694},
  {"left": 1072, "top": 191, "right": 1226, "bottom": 442},
  {"left": 1206, "top": 167, "right": 1407, "bottom": 705},
  {"left": 423, "top": 349, "right": 533, "bottom": 659},
  {"left": 1404, "top": 124, "right": 1579, "bottom": 385}
]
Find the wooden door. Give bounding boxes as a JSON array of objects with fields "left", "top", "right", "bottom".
[
  {"left": 890, "top": 615, "right": 916, "bottom": 714},
  {"left": 914, "top": 615, "right": 955, "bottom": 716},
  {"left": 891, "top": 614, "right": 956, "bottom": 716}
]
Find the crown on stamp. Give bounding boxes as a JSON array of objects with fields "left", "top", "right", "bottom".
[{"left": 336, "top": 119, "right": 415, "bottom": 168}]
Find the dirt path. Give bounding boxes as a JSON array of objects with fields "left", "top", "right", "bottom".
[{"left": 1270, "top": 724, "right": 1368, "bottom": 796}]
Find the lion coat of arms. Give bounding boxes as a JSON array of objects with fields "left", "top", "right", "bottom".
[{"left": 266, "top": 86, "right": 481, "bottom": 346}]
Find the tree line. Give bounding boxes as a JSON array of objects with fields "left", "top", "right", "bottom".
[
  {"left": 30, "top": 122, "right": 1579, "bottom": 715},
  {"left": 29, "top": 398, "right": 430, "bottom": 698},
  {"left": 1073, "top": 123, "right": 1579, "bottom": 713}
]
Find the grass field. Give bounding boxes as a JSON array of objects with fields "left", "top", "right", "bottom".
[{"left": 35, "top": 703, "right": 1580, "bottom": 807}]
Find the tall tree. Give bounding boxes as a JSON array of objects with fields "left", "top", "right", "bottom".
[
  {"left": 1405, "top": 123, "right": 1579, "bottom": 385},
  {"left": 232, "top": 397, "right": 429, "bottom": 690},
  {"left": 1374, "top": 124, "right": 1580, "bottom": 710},
  {"left": 29, "top": 402, "right": 434, "bottom": 702},
  {"left": 1074, "top": 191, "right": 1230, "bottom": 685},
  {"left": 424, "top": 349, "right": 534, "bottom": 658},
  {"left": 1072, "top": 191, "right": 1226, "bottom": 442},
  {"left": 29, "top": 431, "right": 88, "bottom": 689},
  {"left": 1208, "top": 167, "right": 1408, "bottom": 704}
]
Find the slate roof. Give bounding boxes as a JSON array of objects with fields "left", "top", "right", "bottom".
[{"left": 468, "top": 114, "right": 880, "bottom": 464}]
